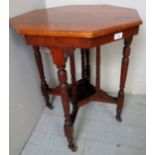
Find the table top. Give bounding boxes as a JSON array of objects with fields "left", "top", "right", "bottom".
[{"left": 10, "top": 5, "right": 142, "bottom": 39}]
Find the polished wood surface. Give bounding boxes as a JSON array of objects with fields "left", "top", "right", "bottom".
[
  {"left": 10, "top": 5, "right": 142, "bottom": 38},
  {"left": 50, "top": 47, "right": 77, "bottom": 151},
  {"left": 10, "top": 5, "right": 143, "bottom": 152},
  {"left": 24, "top": 26, "right": 139, "bottom": 48},
  {"left": 116, "top": 37, "right": 133, "bottom": 121}
]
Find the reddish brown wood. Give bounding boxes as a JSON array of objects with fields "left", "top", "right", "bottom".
[
  {"left": 33, "top": 46, "right": 53, "bottom": 109},
  {"left": 69, "top": 51, "right": 78, "bottom": 124},
  {"left": 10, "top": 5, "right": 142, "bottom": 38},
  {"left": 116, "top": 37, "right": 133, "bottom": 122},
  {"left": 69, "top": 51, "right": 77, "bottom": 99},
  {"left": 85, "top": 49, "right": 90, "bottom": 80},
  {"left": 73, "top": 78, "right": 117, "bottom": 108},
  {"left": 77, "top": 90, "right": 117, "bottom": 108},
  {"left": 10, "top": 5, "right": 142, "bottom": 152},
  {"left": 96, "top": 46, "right": 100, "bottom": 92},
  {"left": 47, "top": 86, "right": 60, "bottom": 96},
  {"left": 51, "top": 48, "right": 65, "bottom": 66},
  {"left": 81, "top": 48, "right": 90, "bottom": 80},
  {"left": 50, "top": 47, "right": 77, "bottom": 151},
  {"left": 81, "top": 49, "right": 85, "bottom": 79},
  {"left": 24, "top": 26, "right": 139, "bottom": 48}
]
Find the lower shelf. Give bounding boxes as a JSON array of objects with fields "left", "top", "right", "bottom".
[
  {"left": 69, "top": 78, "right": 117, "bottom": 107},
  {"left": 69, "top": 78, "right": 96, "bottom": 101}
]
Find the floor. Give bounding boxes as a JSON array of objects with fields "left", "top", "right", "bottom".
[{"left": 21, "top": 94, "right": 146, "bottom": 155}]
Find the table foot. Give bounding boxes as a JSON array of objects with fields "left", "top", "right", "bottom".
[
  {"left": 68, "top": 141, "right": 78, "bottom": 152},
  {"left": 44, "top": 95, "right": 54, "bottom": 110},
  {"left": 116, "top": 107, "right": 122, "bottom": 122},
  {"left": 46, "top": 102, "right": 54, "bottom": 109},
  {"left": 42, "top": 89, "right": 54, "bottom": 109}
]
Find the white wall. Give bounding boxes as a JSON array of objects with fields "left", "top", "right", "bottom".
[
  {"left": 9, "top": 1, "right": 48, "bottom": 155},
  {"left": 45, "top": 0, "right": 146, "bottom": 95}
]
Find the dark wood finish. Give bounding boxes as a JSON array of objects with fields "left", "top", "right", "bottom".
[
  {"left": 81, "top": 49, "right": 85, "bottom": 79},
  {"left": 10, "top": 5, "right": 142, "bottom": 152},
  {"left": 69, "top": 51, "right": 78, "bottom": 124},
  {"left": 71, "top": 78, "right": 96, "bottom": 102},
  {"left": 116, "top": 37, "right": 133, "bottom": 122},
  {"left": 50, "top": 47, "right": 77, "bottom": 151},
  {"left": 85, "top": 49, "right": 90, "bottom": 80},
  {"left": 69, "top": 50, "right": 77, "bottom": 102},
  {"left": 81, "top": 48, "right": 91, "bottom": 80},
  {"left": 96, "top": 46, "right": 100, "bottom": 92},
  {"left": 33, "top": 46, "right": 53, "bottom": 109}
]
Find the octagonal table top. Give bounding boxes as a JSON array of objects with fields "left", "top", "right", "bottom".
[{"left": 10, "top": 5, "right": 142, "bottom": 38}]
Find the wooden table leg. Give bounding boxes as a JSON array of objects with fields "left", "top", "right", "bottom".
[
  {"left": 81, "top": 49, "right": 85, "bottom": 79},
  {"left": 96, "top": 46, "right": 100, "bottom": 92},
  {"left": 33, "top": 46, "right": 53, "bottom": 109},
  {"left": 116, "top": 37, "right": 133, "bottom": 121},
  {"left": 81, "top": 48, "right": 91, "bottom": 80},
  {"left": 69, "top": 51, "right": 78, "bottom": 124},
  {"left": 85, "top": 49, "right": 90, "bottom": 80},
  {"left": 50, "top": 47, "right": 77, "bottom": 152}
]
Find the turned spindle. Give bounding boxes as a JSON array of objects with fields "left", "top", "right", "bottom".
[
  {"left": 96, "top": 46, "right": 101, "bottom": 92},
  {"left": 33, "top": 46, "right": 53, "bottom": 109},
  {"left": 116, "top": 37, "right": 133, "bottom": 121}
]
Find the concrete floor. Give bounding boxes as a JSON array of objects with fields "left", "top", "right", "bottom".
[{"left": 21, "top": 94, "right": 146, "bottom": 155}]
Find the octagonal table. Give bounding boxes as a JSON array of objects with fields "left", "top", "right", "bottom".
[{"left": 10, "top": 5, "right": 142, "bottom": 151}]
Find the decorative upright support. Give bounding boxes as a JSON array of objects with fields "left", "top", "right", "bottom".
[
  {"left": 81, "top": 49, "right": 85, "bottom": 79},
  {"left": 85, "top": 49, "right": 90, "bottom": 80},
  {"left": 116, "top": 37, "right": 133, "bottom": 121},
  {"left": 33, "top": 46, "right": 53, "bottom": 109},
  {"left": 69, "top": 51, "right": 78, "bottom": 124},
  {"left": 50, "top": 47, "right": 77, "bottom": 152},
  {"left": 96, "top": 46, "right": 101, "bottom": 92},
  {"left": 81, "top": 48, "right": 90, "bottom": 80},
  {"left": 70, "top": 51, "right": 77, "bottom": 100}
]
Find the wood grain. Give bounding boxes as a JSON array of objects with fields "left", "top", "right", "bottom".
[
  {"left": 10, "top": 5, "right": 142, "bottom": 38},
  {"left": 24, "top": 26, "right": 139, "bottom": 48},
  {"left": 9, "top": 5, "right": 143, "bottom": 151}
]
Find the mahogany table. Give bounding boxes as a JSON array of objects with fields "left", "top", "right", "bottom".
[{"left": 10, "top": 5, "right": 142, "bottom": 152}]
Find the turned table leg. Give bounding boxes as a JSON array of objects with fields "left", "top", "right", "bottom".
[
  {"left": 116, "top": 37, "right": 133, "bottom": 121},
  {"left": 33, "top": 46, "right": 53, "bottom": 109},
  {"left": 69, "top": 51, "right": 78, "bottom": 124},
  {"left": 81, "top": 49, "right": 85, "bottom": 79},
  {"left": 96, "top": 46, "right": 100, "bottom": 92},
  {"left": 85, "top": 49, "right": 90, "bottom": 80},
  {"left": 50, "top": 47, "right": 77, "bottom": 152},
  {"left": 81, "top": 48, "right": 90, "bottom": 80}
]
